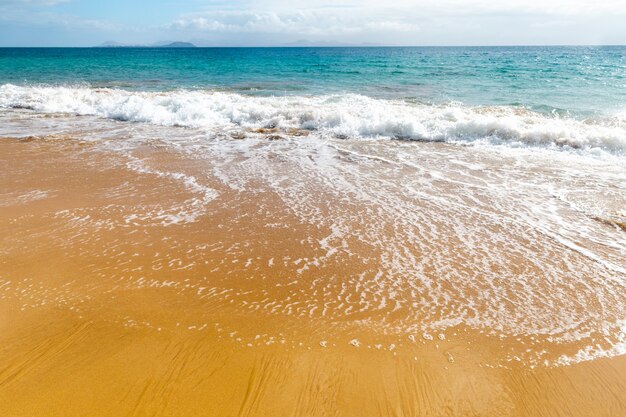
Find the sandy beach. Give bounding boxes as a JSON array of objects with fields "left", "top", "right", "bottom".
[{"left": 1, "top": 131, "right": 624, "bottom": 416}]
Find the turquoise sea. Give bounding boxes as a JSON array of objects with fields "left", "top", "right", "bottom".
[{"left": 0, "top": 46, "right": 625, "bottom": 154}]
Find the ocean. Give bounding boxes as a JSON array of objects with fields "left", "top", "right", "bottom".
[
  {"left": 0, "top": 46, "right": 625, "bottom": 415},
  {"left": 1, "top": 46, "right": 626, "bottom": 153}
]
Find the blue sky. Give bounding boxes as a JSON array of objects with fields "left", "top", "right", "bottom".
[{"left": 1, "top": 0, "right": 626, "bottom": 46}]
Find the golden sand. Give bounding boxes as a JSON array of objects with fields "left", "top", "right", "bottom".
[{"left": 0, "top": 136, "right": 624, "bottom": 416}]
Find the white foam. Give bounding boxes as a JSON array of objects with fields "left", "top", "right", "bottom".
[
  {"left": 0, "top": 189, "right": 52, "bottom": 207},
  {"left": 124, "top": 156, "right": 218, "bottom": 226},
  {"left": 1, "top": 84, "right": 625, "bottom": 154},
  {"left": 555, "top": 319, "right": 626, "bottom": 366}
]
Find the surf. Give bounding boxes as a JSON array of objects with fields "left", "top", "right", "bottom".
[{"left": 1, "top": 84, "right": 625, "bottom": 155}]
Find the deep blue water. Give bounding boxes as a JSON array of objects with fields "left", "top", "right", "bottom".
[{"left": 1, "top": 46, "right": 626, "bottom": 116}]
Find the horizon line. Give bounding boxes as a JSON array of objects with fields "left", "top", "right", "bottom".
[{"left": 1, "top": 44, "right": 626, "bottom": 48}]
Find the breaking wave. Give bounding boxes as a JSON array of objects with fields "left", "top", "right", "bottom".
[{"left": 1, "top": 84, "right": 625, "bottom": 153}]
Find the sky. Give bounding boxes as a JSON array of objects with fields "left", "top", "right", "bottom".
[{"left": 1, "top": 0, "right": 626, "bottom": 46}]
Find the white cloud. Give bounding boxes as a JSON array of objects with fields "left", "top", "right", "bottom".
[
  {"left": 168, "top": 8, "right": 422, "bottom": 37},
  {"left": 163, "top": 1, "right": 626, "bottom": 45},
  {"left": 245, "top": 0, "right": 626, "bottom": 16}
]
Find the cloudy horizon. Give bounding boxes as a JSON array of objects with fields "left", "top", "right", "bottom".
[{"left": 1, "top": 0, "right": 626, "bottom": 47}]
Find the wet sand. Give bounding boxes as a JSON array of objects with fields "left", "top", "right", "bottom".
[{"left": 1, "top": 136, "right": 625, "bottom": 416}]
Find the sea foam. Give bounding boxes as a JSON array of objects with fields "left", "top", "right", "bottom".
[{"left": 1, "top": 84, "right": 625, "bottom": 154}]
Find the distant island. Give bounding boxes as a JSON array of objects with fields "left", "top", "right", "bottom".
[
  {"left": 160, "top": 42, "right": 196, "bottom": 48},
  {"left": 97, "top": 41, "right": 196, "bottom": 48}
]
